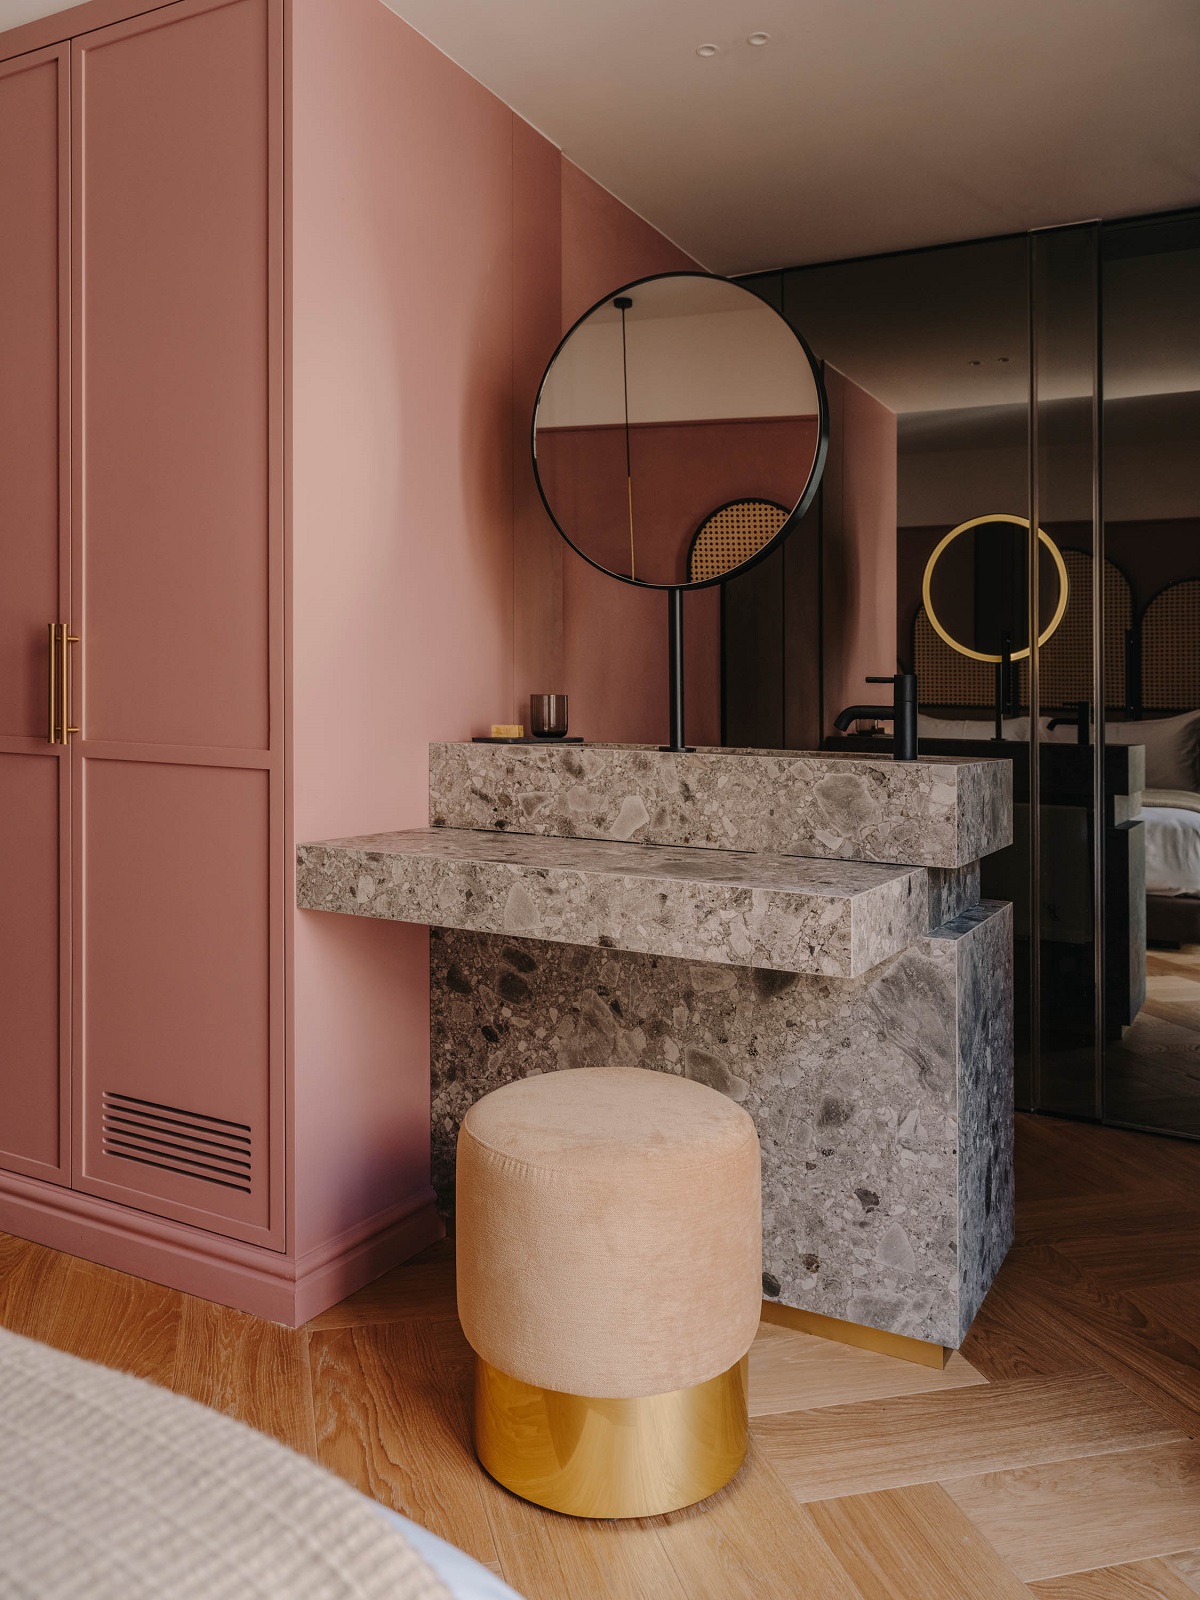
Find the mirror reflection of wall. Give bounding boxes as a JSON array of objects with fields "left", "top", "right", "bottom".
[
  {"left": 731, "top": 212, "right": 1200, "bottom": 1142},
  {"left": 534, "top": 274, "right": 822, "bottom": 590}
]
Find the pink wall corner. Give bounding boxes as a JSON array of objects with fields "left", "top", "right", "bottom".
[
  {"left": 291, "top": 910, "right": 432, "bottom": 1259},
  {"left": 555, "top": 160, "right": 713, "bottom": 745},
  {"left": 822, "top": 365, "right": 899, "bottom": 738},
  {"left": 512, "top": 119, "right": 564, "bottom": 723},
  {"left": 558, "top": 158, "right": 696, "bottom": 326},
  {"left": 289, "top": 0, "right": 520, "bottom": 1254}
]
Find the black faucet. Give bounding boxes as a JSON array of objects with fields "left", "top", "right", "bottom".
[
  {"left": 1047, "top": 701, "right": 1090, "bottom": 745},
  {"left": 833, "top": 673, "right": 919, "bottom": 762}
]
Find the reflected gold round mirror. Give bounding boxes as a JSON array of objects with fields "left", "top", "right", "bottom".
[
  {"left": 532, "top": 272, "right": 827, "bottom": 748},
  {"left": 922, "top": 514, "right": 1069, "bottom": 662}
]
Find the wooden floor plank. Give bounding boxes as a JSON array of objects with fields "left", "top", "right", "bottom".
[
  {"left": 42, "top": 1257, "right": 180, "bottom": 1383},
  {"left": 649, "top": 1442, "right": 864, "bottom": 1600},
  {"left": 0, "top": 1232, "right": 35, "bottom": 1328},
  {"left": 1051, "top": 1219, "right": 1200, "bottom": 1291},
  {"left": 808, "top": 1481, "right": 1030, "bottom": 1600},
  {"left": 1016, "top": 1117, "right": 1199, "bottom": 1207},
  {"left": 306, "top": 1238, "right": 457, "bottom": 1330},
  {"left": 172, "top": 1294, "right": 316, "bottom": 1458},
  {"left": 1028, "top": 1557, "right": 1200, "bottom": 1598},
  {"left": 1131, "top": 1281, "right": 1200, "bottom": 1343},
  {"left": 960, "top": 1255, "right": 1100, "bottom": 1383},
  {"left": 478, "top": 1474, "right": 693, "bottom": 1600},
  {"left": 944, "top": 1441, "right": 1200, "bottom": 1581},
  {"left": 749, "top": 1322, "right": 984, "bottom": 1417},
  {"left": 1165, "top": 1550, "right": 1200, "bottom": 1593},
  {"left": 1014, "top": 1117, "right": 1124, "bottom": 1203},
  {"left": 309, "top": 1315, "right": 500, "bottom": 1572},
  {"left": 0, "top": 1235, "right": 72, "bottom": 1343},
  {"left": 755, "top": 1372, "right": 1184, "bottom": 1503},
  {"left": 1016, "top": 1194, "right": 1200, "bottom": 1248},
  {"left": 1001, "top": 1243, "right": 1200, "bottom": 1435}
]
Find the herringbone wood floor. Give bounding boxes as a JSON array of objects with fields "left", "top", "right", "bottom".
[{"left": 2, "top": 1113, "right": 1199, "bottom": 1599}]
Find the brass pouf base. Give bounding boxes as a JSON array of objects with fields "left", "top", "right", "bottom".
[{"left": 474, "top": 1354, "right": 749, "bottom": 1518}]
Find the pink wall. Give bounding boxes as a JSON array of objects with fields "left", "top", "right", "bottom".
[
  {"left": 822, "top": 365, "right": 899, "bottom": 737},
  {"left": 288, "top": 0, "right": 698, "bottom": 1255},
  {"left": 290, "top": 0, "right": 524, "bottom": 1255}
]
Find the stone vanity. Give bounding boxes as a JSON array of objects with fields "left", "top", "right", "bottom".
[{"left": 297, "top": 742, "right": 1015, "bottom": 1351}]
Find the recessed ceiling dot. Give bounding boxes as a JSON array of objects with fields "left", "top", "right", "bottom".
[
  {"left": 747, "top": 31, "right": 770, "bottom": 45},
  {"left": 696, "top": 43, "right": 719, "bottom": 57},
  {"left": 996, "top": 356, "right": 1010, "bottom": 364},
  {"left": 968, "top": 359, "right": 981, "bottom": 367}
]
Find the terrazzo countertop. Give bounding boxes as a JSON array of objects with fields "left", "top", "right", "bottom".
[
  {"left": 296, "top": 827, "right": 930, "bottom": 978},
  {"left": 429, "top": 742, "right": 1012, "bottom": 869}
]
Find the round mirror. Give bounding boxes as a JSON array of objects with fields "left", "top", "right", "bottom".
[
  {"left": 923, "top": 514, "right": 1069, "bottom": 662},
  {"left": 532, "top": 272, "right": 827, "bottom": 591}
]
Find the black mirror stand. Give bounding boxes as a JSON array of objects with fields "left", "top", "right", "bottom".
[{"left": 662, "top": 587, "right": 694, "bottom": 752}]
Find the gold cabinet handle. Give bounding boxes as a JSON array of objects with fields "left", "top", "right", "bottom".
[
  {"left": 61, "top": 624, "right": 78, "bottom": 740},
  {"left": 48, "top": 622, "right": 59, "bottom": 743},
  {"left": 47, "top": 623, "right": 79, "bottom": 745}
]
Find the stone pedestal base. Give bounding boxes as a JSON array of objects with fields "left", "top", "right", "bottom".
[{"left": 431, "top": 901, "right": 1013, "bottom": 1350}]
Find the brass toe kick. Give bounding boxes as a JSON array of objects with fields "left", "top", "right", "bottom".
[
  {"left": 473, "top": 1355, "right": 749, "bottom": 1519},
  {"left": 760, "top": 1300, "right": 950, "bottom": 1368}
]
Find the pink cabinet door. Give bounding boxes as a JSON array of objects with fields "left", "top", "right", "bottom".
[
  {"left": 71, "top": 0, "right": 283, "bottom": 1246},
  {"left": 0, "top": 46, "right": 71, "bottom": 1185}
]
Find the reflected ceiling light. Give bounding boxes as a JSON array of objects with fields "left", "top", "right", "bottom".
[
  {"left": 922, "top": 515, "right": 1069, "bottom": 663},
  {"left": 696, "top": 43, "right": 719, "bottom": 57},
  {"left": 747, "top": 31, "right": 770, "bottom": 45}
]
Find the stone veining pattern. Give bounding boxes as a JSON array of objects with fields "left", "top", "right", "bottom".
[
  {"left": 950, "top": 902, "right": 1015, "bottom": 1335},
  {"left": 296, "top": 828, "right": 930, "bottom": 978},
  {"left": 429, "top": 742, "right": 1012, "bottom": 869},
  {"left": 430, "top": 902, "right": 1014, "bottom": 1347}
]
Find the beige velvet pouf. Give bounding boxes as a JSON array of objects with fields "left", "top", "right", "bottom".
[{"left": 456, "top": 1065, "right": 762, "bottom": 1518}]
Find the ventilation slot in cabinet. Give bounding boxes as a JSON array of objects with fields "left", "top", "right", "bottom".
[{"left": 101, "top": 1092, "right": 252, "bottom": 1194}]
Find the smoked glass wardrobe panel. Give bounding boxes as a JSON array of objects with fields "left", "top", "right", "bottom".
[
  {"left": 70, "top": 0, "right": 284, "bottom": 1243},
  {"left": 1030, "top": 226, "right": 1103, "bottom": 1120},
  {"left": 0, "top": 45, "right": 71, "bottom": 1184},
  {"left": 1101, "top": 213, "right": 1200, "bottom": 1139},
  {"left": 769, "top": 240, "right": 1034, "bottom": 1088}
]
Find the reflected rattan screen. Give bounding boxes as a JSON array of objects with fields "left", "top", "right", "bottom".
[
  {"left": 1038, "top": 551, "right": 1131, "bottom": 709},
  {"left": 1142, "top": 579, "right": 1200, "bottom": 711},
  {"left": 687, "top": 499, "right": 789, "bottom": 584},
  {"left": 913, "top": 550, "right": 1132, "bottom": 710},
  {"left": 913, "top": 608, "right": 1010, "bottom": 706}
]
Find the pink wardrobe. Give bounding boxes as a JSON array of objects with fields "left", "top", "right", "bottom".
[{"left": 0, "top": 0, "right": 485, "bottom": 1324}]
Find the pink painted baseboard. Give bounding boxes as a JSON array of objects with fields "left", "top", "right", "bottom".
[{"left": 0, "top": 1169, "right": 444, "bottom": 1327}]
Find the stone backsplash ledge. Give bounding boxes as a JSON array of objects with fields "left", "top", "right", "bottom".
[{"left": 429, "top": 742, "right": 1012, "bottom": 870}]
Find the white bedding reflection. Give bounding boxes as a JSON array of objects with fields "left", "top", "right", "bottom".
[{"left": 1143, "top": 791, "right": 1200, "bottom": 896}]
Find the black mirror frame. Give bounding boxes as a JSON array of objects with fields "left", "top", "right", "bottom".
[{"left": 530, "top": 270, "right": 829, "bottom": 594}]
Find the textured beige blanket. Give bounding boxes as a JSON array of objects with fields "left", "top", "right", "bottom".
[{"left": 0, "top": 1326, "right": 452, "bottom": 1600}]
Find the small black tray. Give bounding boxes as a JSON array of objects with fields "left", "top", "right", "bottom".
[{"left": 471, "top": 736, "right": 585, "bottom": 745}]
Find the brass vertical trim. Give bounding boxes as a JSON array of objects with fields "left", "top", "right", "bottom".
[
  {"left": 60, "top": 624, "right": 78, "bottom": 738},
  {"left": 48, "top": 622, "right": 60, "bottom": 743}
]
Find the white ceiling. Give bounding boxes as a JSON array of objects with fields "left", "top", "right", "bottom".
[
  {"left": 7, "top": 0, "right": 1199, "bottom": 277},
  {"left": 379, "top": 0, "right": 1200, "bottom": 275}
]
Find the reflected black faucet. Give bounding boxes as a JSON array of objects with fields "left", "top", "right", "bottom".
[
  {"left": 1047, "top": 701, "right": 1090, "bottom": 745},
  {"left": 833, "top": 673, "right": 919, "bottom": 762}
]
